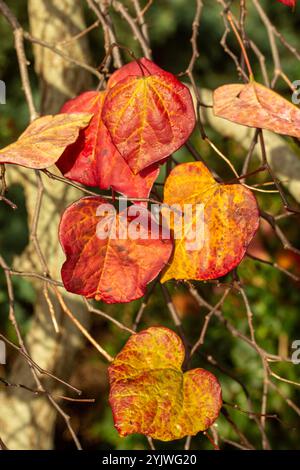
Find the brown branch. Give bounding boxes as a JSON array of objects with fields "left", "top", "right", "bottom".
[{"left": 0, "top": 0, "right": 38, "bottom": 120}]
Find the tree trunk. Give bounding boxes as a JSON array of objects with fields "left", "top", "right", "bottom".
[{"left": 0, "top": 0, "right": 93, "bottom": 450}]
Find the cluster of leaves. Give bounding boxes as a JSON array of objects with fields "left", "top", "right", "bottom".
[{"left": 1, "top": 50, "right": 299, "bottom": 441}]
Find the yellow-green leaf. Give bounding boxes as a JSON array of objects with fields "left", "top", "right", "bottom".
[{"left": 108, "top": 327, "right": 222, "bottom": 441}]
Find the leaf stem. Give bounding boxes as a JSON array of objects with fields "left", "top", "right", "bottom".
[{"left": 227, "top": 11, "right": 254, "bottom": 80}]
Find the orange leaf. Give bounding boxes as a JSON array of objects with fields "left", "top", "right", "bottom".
[
  {"left": 102, "top": 71, "right": 196, "bottom": 174},
  {"left": 109, "top": 327, "right": 222, "bottom": 441},
  {"left": 0, "top": 113, "right": 92, "bottom": 169},
  {"left": 213, "top": 82, "right": 300, "bottom": 138},
  {"left": 57, "top": 91, "right": 159, "bottom": 199},
  {"left": 59, "top": 197, "right": 173, "bottom": 304},
  {"left": 160, "top": 162, "right": 259, "bottom": 282}
]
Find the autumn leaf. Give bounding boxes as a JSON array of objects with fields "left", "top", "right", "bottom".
[
  {"left": 277, "top": 0, "right": 296, "bottom": 6},
  {"left": 160, "top": 162, "right": 259, "bottom": 283},
  {"left": 59, "top": 197, "right": 173, "bottom": 304},
  {"left": 213, "top": 82, "right": 300, "bottom": 138},
  {"left": 102, "top": 68, "right": 196, "bottom": 174},
  {"left": 107, "top": 57, "right": 164, "bottom": 89},
  {"left": 0, "top": 113, "right": 92, "bottom": 169},
  {"left": 57, "top": 91, "right": 159, "bottom": 199},
  {"left": 108, "top": 326, "right": 222, "bottom": 441}
]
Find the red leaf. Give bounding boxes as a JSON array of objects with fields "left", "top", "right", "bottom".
[
  {"left": 102, "top": 67, "right": 196, "bottom": 174},
  {"left": 277, "top": 0, "right": 296, "bottom": 6},
  {"left": 59, "top": 197, "right": 173, "bottom": 304},
  {"left": 57, "top": 91, "right": 159, "bottom": 199},
  {"left": 0, "top": 113, "right": 92, "bottom": 169},
  {"left": 107, "top": 57, "right": 164, "bottom": 89}
]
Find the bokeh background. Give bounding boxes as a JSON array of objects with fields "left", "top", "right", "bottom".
[{"left": 0, "top": 0, "right": 300, "bottom": 450}]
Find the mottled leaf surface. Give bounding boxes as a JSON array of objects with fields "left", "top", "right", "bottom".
[
  {"left": 59, "top": 197, "right": 173, "bottom": 304},
  {"left": 0, "top": 113, "right": 92, "bottom": 169},
  {"left": 102, "top": 72, "right": 196, "bottom": 174},
  {"left": 57, "top": 91, "right": 159, "bottom": 199},
  {"left": 109, "top": 327, "right": 222, "bottom": 441},
  {"left": 213, "top": 82, "right": 300, "bottom": 138},
  {"left": 161, "top": 162, "right": 259, "bottom": 283}
]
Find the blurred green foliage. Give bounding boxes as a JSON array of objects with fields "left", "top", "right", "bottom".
[{"left": 0, "top": 0, "right": 300, "bottom": 451}]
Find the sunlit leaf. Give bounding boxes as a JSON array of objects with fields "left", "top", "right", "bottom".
[
  {"left": 59, "top": 197, "right": 173, "bottom": 304},
  {"left": 213, "top": 82, "right": 300, "bottom": 138},
  {"left": 109, "top": 326, "right": 222, "bottom": 441},
  {"left": 57, "top": 91, "right": 159, "bottom": 199},
  {"left": 160, "top": 162, "right": 259, "bottom": 283},
  {"left": 0, "top": 113, "right": 92, "bottom": 169},
  {"left": 102, "top": 68, "right": 196, "bottom": 174}
]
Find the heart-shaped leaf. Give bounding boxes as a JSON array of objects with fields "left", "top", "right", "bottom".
[
  {"left": 59, "top": 197, "right": 173, "bottom": 303},
  {"left": 0, "top": 113, "right": 92, "bottom": 169},
  {"left": 107, "top": 57, "right": 165, "bottom": 89},
  {"left": 57, "top": 91, "right": 159, "bottom": 199},
  {"left": 160, "top": 162, "right": 259, "bottom": 283},
  {"left": 102, "top": 71, "right": 196, "bottom": 174},
  {"left": 109, "top": 326, "right": 222, "bottom": 441},
  {"left": 213, "top": 82, "right": 300, "bottom": 138}
]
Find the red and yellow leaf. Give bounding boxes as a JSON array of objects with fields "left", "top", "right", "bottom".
[
  {"left": 0, "top": 113, "right": 92, "bottom": 169},
  {"left": 102, "top": 71, "right": 196, "bottom": 174},
  {"left": 109, "top": 327, "right": 222, "bottom": 441},
  {"left": 59, "top": 197, "right": 173, "bottom": 304},
  {"left": 213, "top": 82, "right": 300, "bottom": 138},
  {"left": 160, "top": 162, "right": 259, "bottom": 283},
  {"left": 57, "top": 91, "right": 159, "bottom": 199},
  {"left": 107, "top": 57, "right": 165, "bottom": 89}
]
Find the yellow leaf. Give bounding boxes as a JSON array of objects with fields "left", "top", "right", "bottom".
[{"left": 161, "top": 162, "right": 259, "bottom": 282}]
